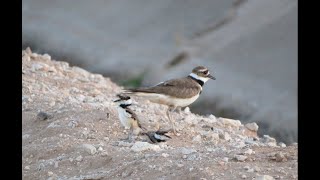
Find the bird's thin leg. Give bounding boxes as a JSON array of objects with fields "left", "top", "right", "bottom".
[
  {"left": 128, "top": 126, "right": 135, "bottom": 143},
  {"left": 166, "top": 106, "right": 177, "bottom": 135}
]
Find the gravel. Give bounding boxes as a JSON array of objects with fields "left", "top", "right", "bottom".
[{"left": 22, "top": 49, "right": 297, "bottom": 180}]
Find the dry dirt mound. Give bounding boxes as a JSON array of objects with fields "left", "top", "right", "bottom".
[{"left": 22, "top": 48, "right": 297, "bottom": 180}]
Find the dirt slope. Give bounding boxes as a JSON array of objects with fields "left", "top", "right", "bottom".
[{"left": 22, "top": 48, "right": 297, "bottom": 180}]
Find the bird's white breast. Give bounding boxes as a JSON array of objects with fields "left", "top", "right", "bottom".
[
  {"left": 168, "top": 93, "right": 200, "bottom": 107},
  {"left": 116, "top": 107, "right": 132, "bottom": 128},
  {"left": 138, "top": 93, "right": 200, "bottom": 108}
]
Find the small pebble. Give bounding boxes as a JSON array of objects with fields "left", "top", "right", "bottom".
[
  {"left": 76, "top": 155, "right": 83, "bottom": 162},
  {"left": 162, "top": 153, "right": 169, "bottom": 158},
  {"left": 80, "top": 144, "right": 97, "bottom": 155},
  {"left": 47, "top": 171, "right": 54, "bottom": 177},
  {"left": 37, "top": 111, "right": 53, "bottom": 121},
  {"left": 101, "top": 151, "right": 108, "bottom": 157},
  {"left": 278, "top": 142, "right": 286, "bottom": 148},
  {"left": 54, "top": 162, "right": 59, "bottom": 168},
  {"left": 235, "top": 155, "right": 247, "bottom": 162}
]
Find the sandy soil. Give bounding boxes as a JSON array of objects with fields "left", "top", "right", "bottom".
[{"left": 22, "top": 48, "right": 297, "bottom": 180}]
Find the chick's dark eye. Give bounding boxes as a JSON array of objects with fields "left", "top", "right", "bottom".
[{"left": 203, "top": 70, "right": 208, "bottom": 74}]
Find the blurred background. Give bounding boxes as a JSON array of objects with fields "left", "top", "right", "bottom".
[{"left": 22, "top": 0, "right": 297, "bottom": 144}]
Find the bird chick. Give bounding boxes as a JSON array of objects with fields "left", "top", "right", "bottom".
[
  {"left": 114, "top": 94, "right": 172, "bottom": 143},
  {"left": 113, "top": 94, "right": 144, "bottom": 142}
]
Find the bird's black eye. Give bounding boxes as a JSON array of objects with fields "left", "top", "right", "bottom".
[{"left": 203, "top": 70, "right": 208, "bottom": 74}]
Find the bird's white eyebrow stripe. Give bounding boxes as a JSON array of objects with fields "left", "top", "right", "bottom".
[{"left": 200, "top": 70, "right": 210, "bottom": 75}]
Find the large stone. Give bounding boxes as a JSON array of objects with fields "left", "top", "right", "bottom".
[
  {"left": 261, "top": 135, "right": 277, "bottom": 147},
  {"left": 245, "top": 122, "right": 259, "bottom": 132},
  {"left": 275, "top": 152, "right": 287, "bottom": 162},
  {"left": 218, "top": 117, "right": 242, "bottom": 128},
  {"left": 130, "top": 142, "right": 160, "bottom": 152},
  {"left": 181, "top": 148, "right": 197, "bottom": 155},
  {"left": 234, "top": 155, "right": 247, "bottom": 162},
  {"left": 80, "top": 144, "right": 97, "bottom": 155},
  {"left": 278, "top": 142, "right": 286, "bottom": 148},
  {"left": 255, "top": 175, "right": 274, "bottom": 180}
]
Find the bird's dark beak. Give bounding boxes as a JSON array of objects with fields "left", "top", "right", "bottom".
[
  {"left": 113, "top": 99, "right": 121, "bottom": 102},
  {"left": 208, "top": 74, "right": 216, "bottom": 80}
]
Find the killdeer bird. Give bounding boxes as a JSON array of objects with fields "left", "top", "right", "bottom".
[
  {"left": 113, "top": 94, "right": 171, "bottom": 143},
  {"left": 122, "top": 66, "right": 216, "bottom": 134}
]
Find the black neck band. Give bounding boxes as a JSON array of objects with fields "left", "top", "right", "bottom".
[
  {"left": 120, "top": 104, "right": 131, "bottom": 108},
  {"left": 188, "top": 75, "right": 204, "bottom": 86}
]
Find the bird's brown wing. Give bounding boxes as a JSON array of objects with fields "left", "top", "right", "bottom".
[{"left": 128, "top": 77, "right": 201, "bottom": 99}]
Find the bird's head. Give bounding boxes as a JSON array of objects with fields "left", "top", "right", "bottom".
[
  {"left": 113, "top": 94, "right": 132, "bottom": 106},
  {"left": 189, "top": 66, "right": 216, "bottom": 83}
]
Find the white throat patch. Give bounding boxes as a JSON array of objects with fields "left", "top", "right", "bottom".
[
  {"left": 124, "top": 99, "right": 132, "bottom": 105},
  {"left": 117, "top": 98, "right": 132, "bottom": 106},
  {"left": 189, "top": 73, "right": 210, "bottom": 83}
]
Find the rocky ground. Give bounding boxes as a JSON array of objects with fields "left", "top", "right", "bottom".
[{"left": 22, "top": 48, "right": 297, "bottom": 180}]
